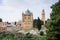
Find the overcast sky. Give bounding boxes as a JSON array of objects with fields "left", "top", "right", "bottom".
[{"left": 0, "top": 0, "right": 58, "bottom": 22}]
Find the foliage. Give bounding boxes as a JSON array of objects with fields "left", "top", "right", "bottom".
[
  {"left": 33, "top": 17, "right": 43, "bottom": 30},
  {"left": 24, "top": 33, "right": 39, "bottom": 40},
  {"left": 14, "top": 21, "right": 16, "bottom": 25},
  {"left": 0, "top": 32, "right": 47, "bottom": 40},
  {"left": 46, "top": 0, "right": 60, "bottom": 40},
  {"left": 0, "top": 18, "right": 2, "bottom": 22},
  {"left": 40, "top": 31, "right": 44, "bottom": 36}
]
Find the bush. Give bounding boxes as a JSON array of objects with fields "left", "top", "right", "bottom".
[{"left": 40, "top": 31, "right": 44, "bottom": 36}]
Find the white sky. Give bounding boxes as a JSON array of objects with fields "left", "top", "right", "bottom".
[{"left": 0, "top": 0, "right": 58, "bottom": 22}]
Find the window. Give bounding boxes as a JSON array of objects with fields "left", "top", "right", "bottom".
[{"left": 28, "top": 17, "right": 30, "bottom": 19}]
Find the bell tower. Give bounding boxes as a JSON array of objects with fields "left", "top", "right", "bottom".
[{"left": 41, "top": 9, "right": 45, "bottom": 25}]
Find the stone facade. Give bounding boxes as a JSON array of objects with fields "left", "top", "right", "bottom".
[
  {"left": 0, "top": 27, "right": 7, "bottom": 32},
  {"left": 16, "top": 10, "right": 33, "bottom": 30},
  {"left": 0, "top": 22, "right": 7, "bottom": 32}
]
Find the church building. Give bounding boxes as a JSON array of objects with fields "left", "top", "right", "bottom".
[
  {"left": 16, "top": 9, "right": 46, "bottom": 31},
  {"left": 16, "top": 9, "right": 33, "bottom": 30}
]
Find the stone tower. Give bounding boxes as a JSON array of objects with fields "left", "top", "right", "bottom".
[
  {"left": 41, "top": 9, "right": 45, "bottom": 25},
  {"left": 22, "top": 9, "right": 33, "bottom": 30}
]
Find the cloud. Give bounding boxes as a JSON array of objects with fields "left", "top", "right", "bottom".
[
  {"left": 0, "top": 0, "right": 58, "bottom": 22},
  {"left": 0, "top": 0, "right": 2, "bottom": 5}
]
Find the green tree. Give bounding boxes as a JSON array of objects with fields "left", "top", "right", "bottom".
[
  {"left": 40, "top": 31, "right": 44, "bottom": 36},
  {"left": 37, "top": 17, "right": 43, "bottom": 30},
  {"left": 0, "top": 18, "right": 2, "bottom": 22},
  {"left": 33, "top": 19, "right": 37, "bottom": 28},
  {"left": 33, "top": 17, "right": 43, "bottom": 30},
  {"left": 24, "top": 33, "right": 41, "bottom": 40},
  {"left": 46, "top": 0, "right": 60, "bottom": 40}
]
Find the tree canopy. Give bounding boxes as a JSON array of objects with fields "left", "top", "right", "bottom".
[
  {"left": 33, "top": 17, "right": 43, "bottom": 30},
  {"left": 0, "top": 18, "right": 2, "bottom": 22},
  {"left": 46, "top": 0, "right": 60, "bottom": 40}
]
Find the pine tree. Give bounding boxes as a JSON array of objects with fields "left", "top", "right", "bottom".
[
  {"left": 33, "top": 17, "right": 43, "bottom": 30},
  {"left": 46, "top": 0, "right": 60, "bottom": 40}
]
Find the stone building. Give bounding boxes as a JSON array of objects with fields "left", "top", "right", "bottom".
[
  {"left": 16, "top": 9, "right": 47, "bottom": 34},
  {"left": 0, "top": 27, "right": 7, "bottom": 32},
  {"left": 0, "top": 22, "right": 7, "bottom": 32},
  {"left": 16, "top": 9, "right": 33, "bottom": 30}
]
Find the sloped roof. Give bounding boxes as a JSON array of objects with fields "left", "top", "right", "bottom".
[{"left": 25, "top": 9, "right": 32, "bottom": 15}]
